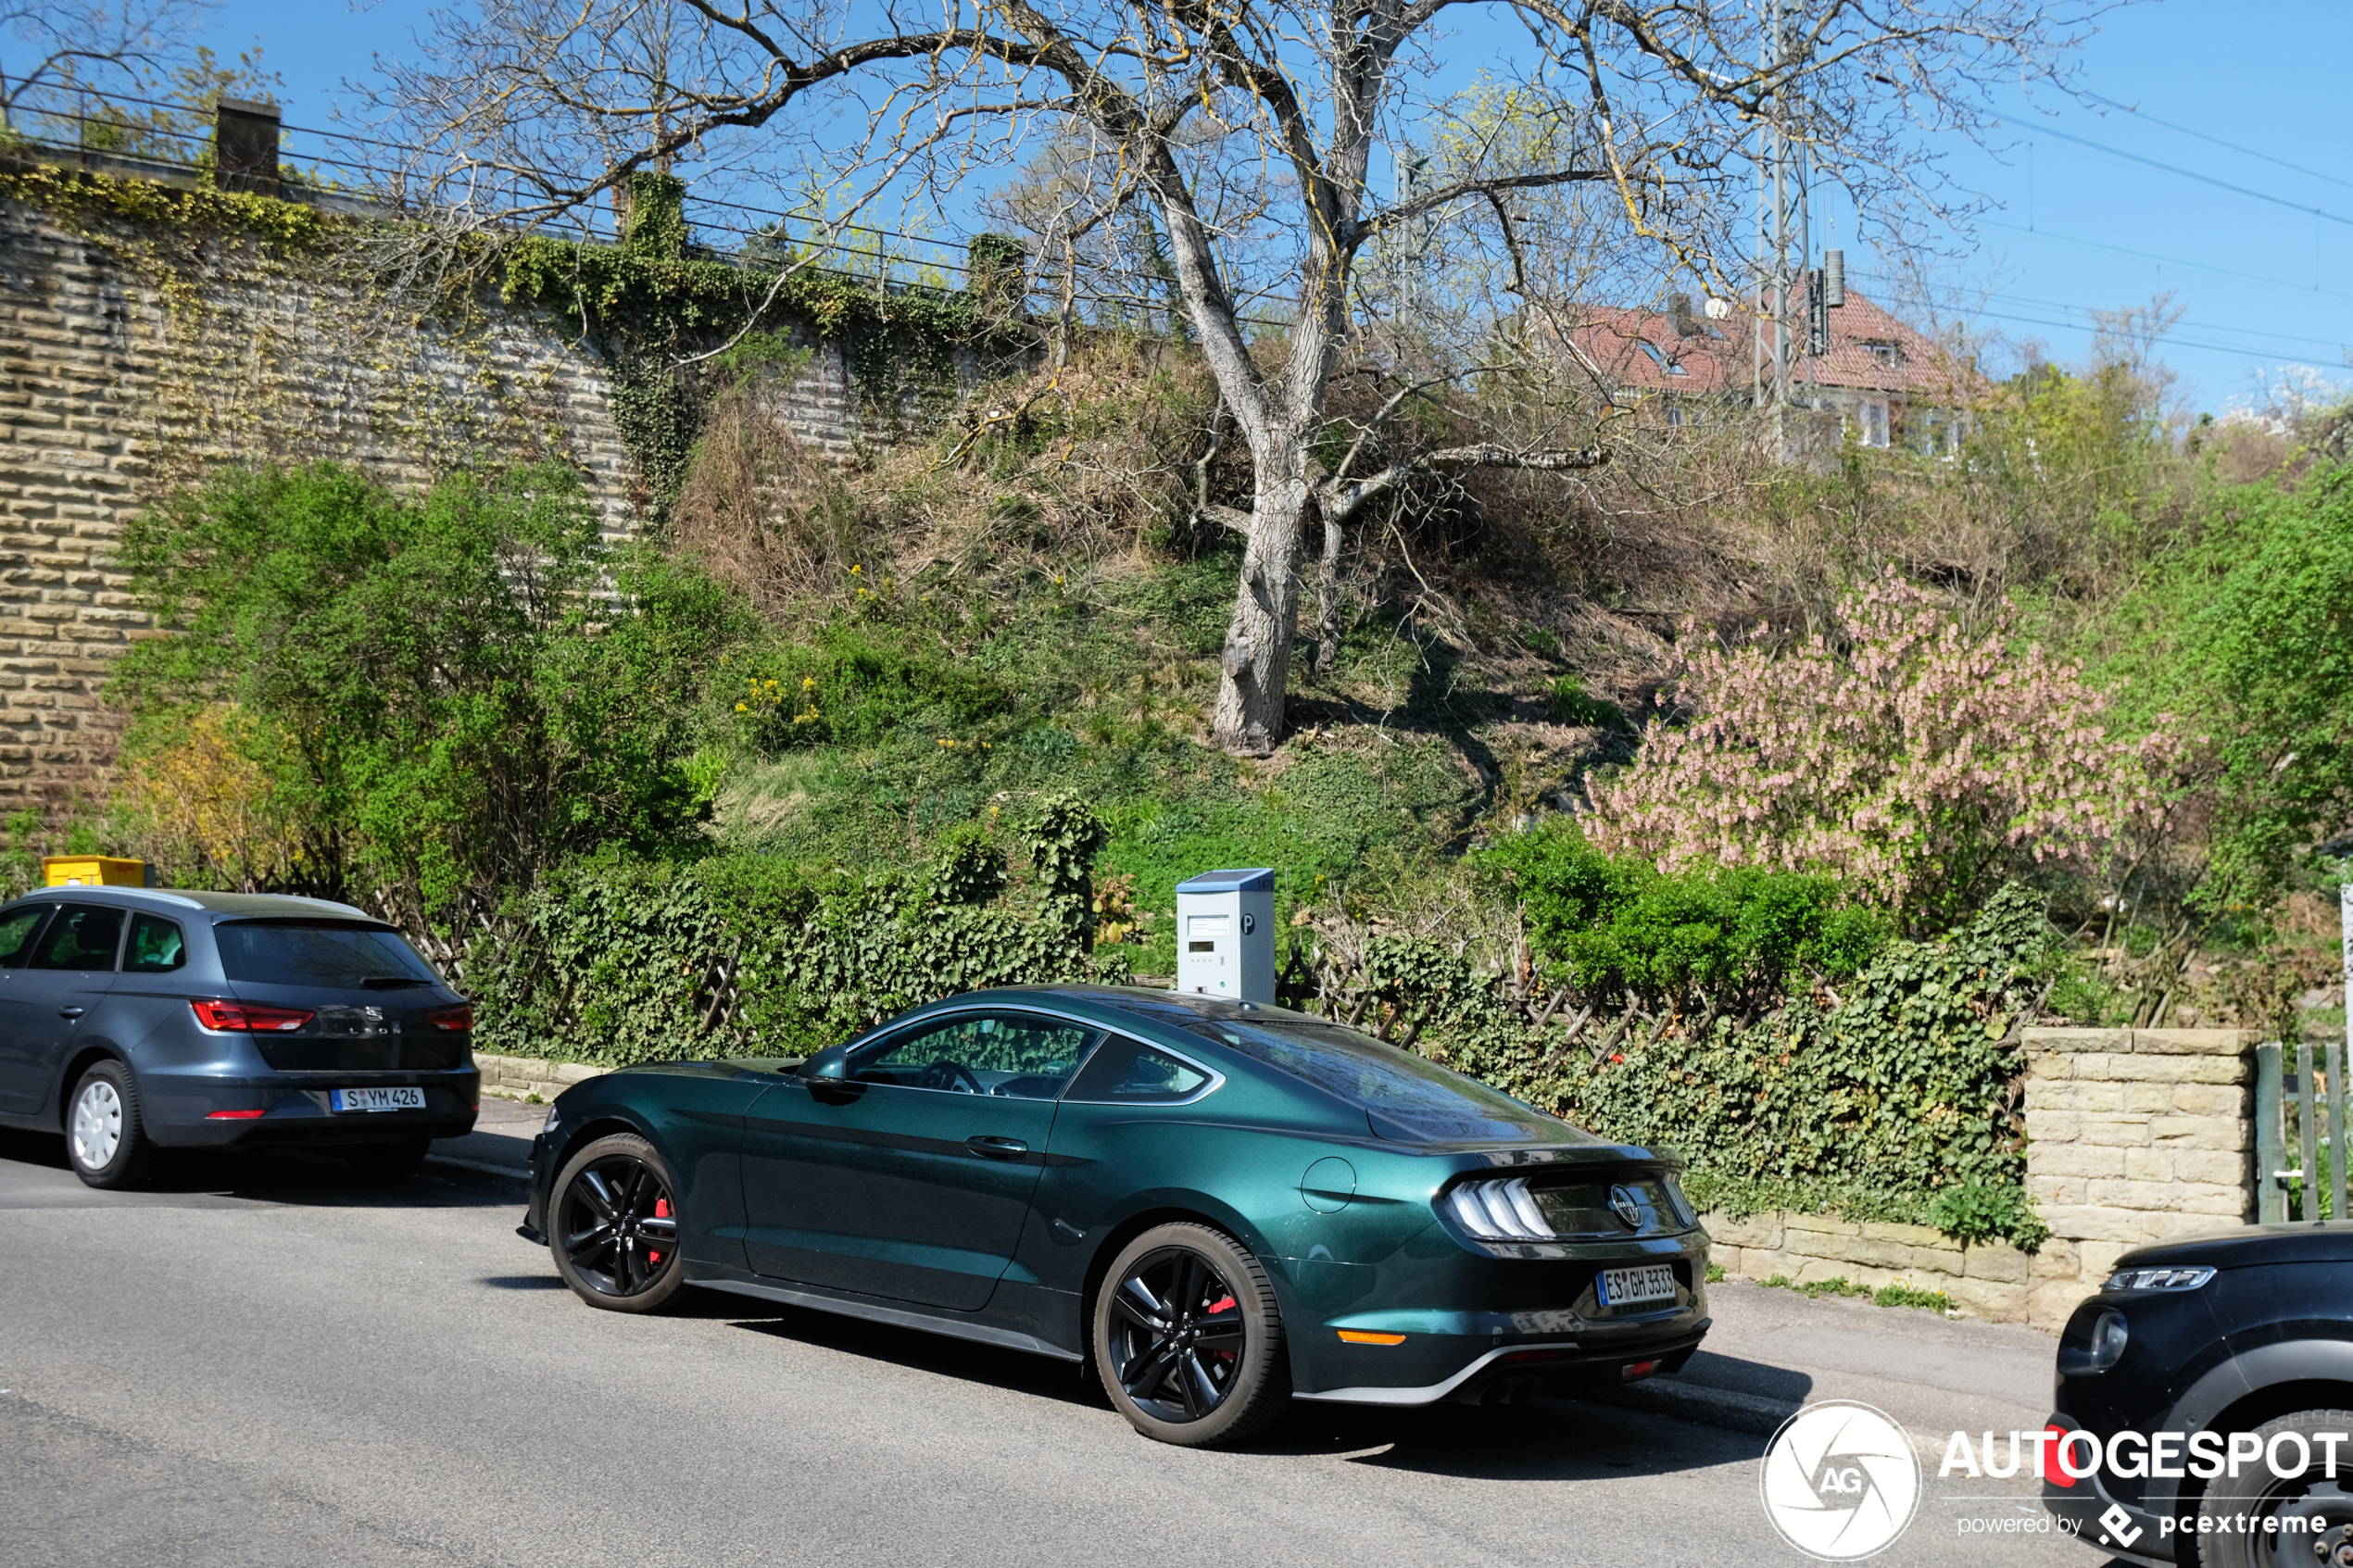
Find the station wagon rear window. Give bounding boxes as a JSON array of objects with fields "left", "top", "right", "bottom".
[{"left": 216, "top": 920, "right": 442, "bottom": 989}]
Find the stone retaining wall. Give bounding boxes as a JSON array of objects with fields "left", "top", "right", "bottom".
[
  {"left": 474, "top": 1049, "right": 610, "bottom": 1103},
  {"left": 0, "top": 191, "right": 992, "bottom": 812},
  {"left": 1705, "top": 1027, "right": 2253, "bottom": 1333}
]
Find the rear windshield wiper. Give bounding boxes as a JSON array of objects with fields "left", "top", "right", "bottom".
[{"left": 359, "top": 976, "right": 432, "bottom": 990}]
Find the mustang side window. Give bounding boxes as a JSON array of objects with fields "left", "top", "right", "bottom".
[
  {"left": 850, "top": 1012, "right": 1102, "bottom": 1098},
  {"left": 123, "top": 913, "right": 187, "bottom": 972},
  {"left": 1063, "top": 1035, "right": 1213, "bottom": 1104}
]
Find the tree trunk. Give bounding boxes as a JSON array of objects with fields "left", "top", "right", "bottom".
[
  {"left": 1311, "top": 490, "right": 1344, "bottom": 676},
  {"left": 1213, "top": 458, "right": 1311, "bottom": 755}
]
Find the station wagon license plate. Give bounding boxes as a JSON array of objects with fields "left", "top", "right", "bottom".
[
  {"left": 1597, "top": 1264, "right": 1677, "bottom": 1308},
  {"left": 330, "top": 1086, "right": 426, "bottom": 1113}
]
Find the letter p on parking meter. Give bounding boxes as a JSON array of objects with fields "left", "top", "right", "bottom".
[{"left": 1176, "top": 868, "right": 1276, "bottom": 1003}]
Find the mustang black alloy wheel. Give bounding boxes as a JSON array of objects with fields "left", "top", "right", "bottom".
[
  {"left": 1092, "top": 1222, "right": 1288, "bottom": 1447},
  {"left": 550, "top": 1133, "right": 686, "bottom": 1312}
]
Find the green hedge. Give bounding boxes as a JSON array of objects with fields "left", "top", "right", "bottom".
[
  {"left": 1316, "top": 884, "right": 2054, "bottom": 1247},
  {"left": 467, "top": 801, "right": 1125, "bottom": 1063}
]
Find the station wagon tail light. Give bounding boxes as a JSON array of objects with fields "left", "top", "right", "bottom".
[
  {"left": 190, "top": 998, "right": 314, "bottom": 1033},
  {"left": 2103, "top": 1265, "right": 2214, "bottom": 1293},
  {"left": 426, "top": 1005, "right": 473, "bottom": 1032}
]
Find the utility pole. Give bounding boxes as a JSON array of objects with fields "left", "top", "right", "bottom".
[{"left": 1755, "top": 0, "right": 1808, "bottom": 409}]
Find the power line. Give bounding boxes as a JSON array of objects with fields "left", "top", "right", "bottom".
[
  {"left": 1974, "top": 217, "right": 2353, "bottom": 305},
  {"left": 2020, "top": 120, "right": 2353, "bottom": 227},
  {"left": 1961, "top": 305, "right": 2344, "bottom": 369},
  {"left": 1848, "top": 268, "right": 2351, "bottom": 357},
  {"left": 2081, "top": 93, "right": 2353, "bottom": 196}
]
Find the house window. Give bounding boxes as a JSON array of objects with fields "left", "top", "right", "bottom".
[
  {"left": 1636, "top": 341, "right": 1689, "bottom": 375},
  {"left": 1665, "top": 401, "right": 1684, "bottom": 427},
  {"left": 1863, "top": 340, "right": 1901, "bottom": 368},
  {"left": 1859, "top": 399, "right": 1891, "bottom": 448}
]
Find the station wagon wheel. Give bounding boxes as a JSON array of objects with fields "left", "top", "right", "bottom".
[
  {"left": 549, "top": 1134, "right": 686, "bottom": 1313},
  {"left": 1092, "top": 1222, "right": 1289, "bottom": 1448},
  {"left": 66, "top": 1060, "right": 159, "bottom": 1191}
]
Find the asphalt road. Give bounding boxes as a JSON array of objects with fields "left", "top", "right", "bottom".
[{"left": 0, "top": 1126, "right": 2123, "bottom": 1568}]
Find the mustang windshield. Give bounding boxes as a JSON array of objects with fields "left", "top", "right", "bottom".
[{"left": 1182, "top": 1016, "right": 1600, "bottom": 1145}]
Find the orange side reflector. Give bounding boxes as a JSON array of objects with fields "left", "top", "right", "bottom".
[{"left": 1337, "top": 1330, "right": 1407, "bottom": 1346}]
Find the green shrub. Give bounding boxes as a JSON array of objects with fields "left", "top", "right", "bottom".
[
  {"left": 1927, "top": 1182, "right": 2051, "bottom": 1250},
  {"left": 1547, "top": 674, "right": 1623, "bottom": 728},
  {"left": 1478, "top": 820, "right": 1891, "bottom": 1012},
  {"left": 111, "top": 460, "right": 750, "bottom": 913}
]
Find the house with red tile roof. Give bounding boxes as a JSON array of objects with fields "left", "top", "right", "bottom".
[{"left": 1554, "top": 288, "right": 1979, "bottom": 450}]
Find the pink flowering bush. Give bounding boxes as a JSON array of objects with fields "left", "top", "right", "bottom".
[{"left": 1589, "top": 578, "right": 2177, "bottom": 930}]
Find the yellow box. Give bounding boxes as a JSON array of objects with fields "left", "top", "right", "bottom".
[{"left": 43, "top": 856, "right": 150, "bottom": 888}]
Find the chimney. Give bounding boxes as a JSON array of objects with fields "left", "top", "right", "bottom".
[
  {"left": 215, "top": 98, "right": 281, "bottom": 197},
  {"left": 1668, "top": 293, "right": 1696, "bottom": 337},
  {"left": 1823, "top": 249, "right": 1845, "bottom": 308}
]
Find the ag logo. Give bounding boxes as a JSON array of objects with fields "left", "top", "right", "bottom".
[{"left": 1759, "top": 1400, "right": 1920, "bottom": 1560}]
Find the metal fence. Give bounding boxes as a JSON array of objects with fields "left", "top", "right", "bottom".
[
  {"left": 0, "top": 84, "right": 1241, "bottom": 331},
  {"left": 2254, "top": 1038, "right": 2347, "bottom": 1223}
]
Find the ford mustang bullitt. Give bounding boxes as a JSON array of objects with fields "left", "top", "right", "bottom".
[{"left": 520, "top": 985, "right": 1711, "bottom": 1446}]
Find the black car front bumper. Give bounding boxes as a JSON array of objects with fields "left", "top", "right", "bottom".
[{"left": 2041, "top": 1413, "right": 2181, "bottom": 1565}]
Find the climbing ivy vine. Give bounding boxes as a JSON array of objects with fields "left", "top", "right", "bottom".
[{"left": 499, "top": 173, "right": 1023, "bottom": 519}]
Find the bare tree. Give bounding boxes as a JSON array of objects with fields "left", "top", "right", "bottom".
[
  {"left": 0, "top": 0, "right": 206, "bottom": 128},
  {"left": 378, "top": 0, "right": 2104, "bottom": 753}
]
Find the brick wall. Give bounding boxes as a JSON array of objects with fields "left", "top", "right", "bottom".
[
  {"left": 0, "top": 194, "right": 973, "bottom": 813},
  {"left": 1705, "top": 1027, "right": 2253, "bottom": 1332}
]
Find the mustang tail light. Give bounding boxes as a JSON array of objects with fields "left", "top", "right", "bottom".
[
  {"left": 190, "top": 998, "right": 314, "bottom": 1033},
  {"left": 1442, "top": 1177, "right": 1556, "bottom": 1240},
  {"left": 425, "top": 1005, "right": 473, "bottom": 1032}
]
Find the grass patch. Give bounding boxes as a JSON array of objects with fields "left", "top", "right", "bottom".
[{"left": 1752, "top": 1273, "right": 1952, "bottom": 1313}]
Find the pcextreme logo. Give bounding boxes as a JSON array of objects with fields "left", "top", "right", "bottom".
[{"left": 1760, "top": 1401, "right": 1922, "bottom": 1560}]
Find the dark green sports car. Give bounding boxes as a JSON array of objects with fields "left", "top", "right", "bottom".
[{"left": 520, "top": 985, "right": 1711, "bottom": 1446}]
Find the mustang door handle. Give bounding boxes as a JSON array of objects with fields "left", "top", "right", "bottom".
[
  {"left": 57, "top": 1007, "right": 84, "bottom": 1019},
  {"left": 965, "top": 1135, "right": 1029, "bottom": 1160}
]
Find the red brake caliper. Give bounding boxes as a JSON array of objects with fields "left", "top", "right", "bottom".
[
  {"left": 1206, "top": 1295, "right": 1236, "bottom": 1361},
  {"left": 648, "top": 1198, "right": 671, "bottom": 1265}
]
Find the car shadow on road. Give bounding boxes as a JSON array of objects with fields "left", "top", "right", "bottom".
[
  {"left": 0, "top": 1128, "right": 522, "bottom": 1210},
  {"left": 716, "top": 1293, "right": 1772, "bottom": 1481},
  {"left": 1258, "top": 1394, "right": 1766, "bottom": 1480},
  {"left": 725, "top": 1303, "right": 1108, "bottom": 1409}
]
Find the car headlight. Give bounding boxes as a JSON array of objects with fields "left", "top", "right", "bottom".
[
  {"left": 2103, "top": 1265, "right": 2215, "bottom": 1293},
  {"left": 2085, "top": 1310, "right": 2129, "bottom": 1371},
  {"left": 542, "top": 1106, "right": 561, "bottom": 1135}
]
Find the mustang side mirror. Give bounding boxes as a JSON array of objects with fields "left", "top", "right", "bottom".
[{"left": 799, "top": 1045, "right": 849, "bottom": 1083}]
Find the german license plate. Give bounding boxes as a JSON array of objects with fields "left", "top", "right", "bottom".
[
  {"left": 330, "top": 1086, "right": 426, "bottom": 1113},
  {"left": 1598, "top": 1264, "right": 1677, "bottom": 1307}
]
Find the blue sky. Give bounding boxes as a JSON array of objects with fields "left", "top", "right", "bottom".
[{"left": 202, "top": 0, "right": 2349, "bottom": 410}]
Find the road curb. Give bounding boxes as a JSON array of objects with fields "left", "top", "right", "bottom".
[{"left": 1588, "top": 1377, "right": 1796, "bottom": 1436}]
